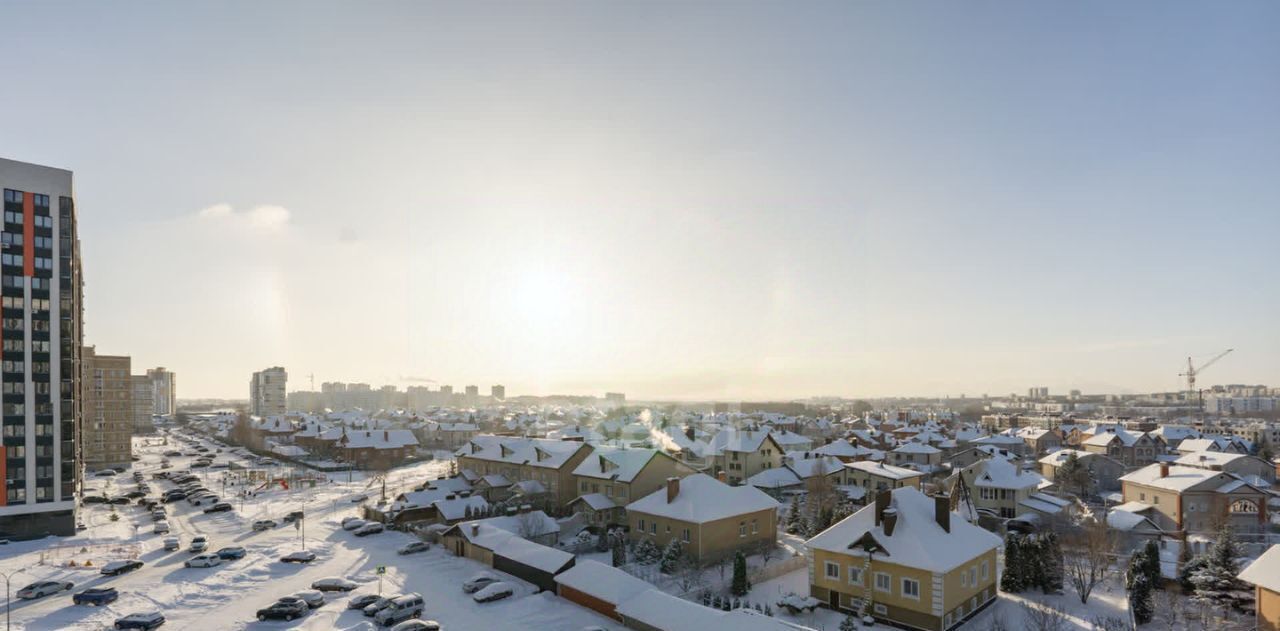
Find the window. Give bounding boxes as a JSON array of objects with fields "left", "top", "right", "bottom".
[
  {"left": 873, "top": 603, "right": 887, "bottom": 615},
  {"left": 751, "top": 519, "right": 758, "bottom": 534},
  {"left": 681, "top": 528, "right": 690, "bottom": 543},
  {"left": 945, "top": 613, "right": 953, "bottom": 627},
  {"left": 874, "top": 572, "right": 891, "bottom": 592},
  {"left": 637, "top": 518, "right": 645, "bottom": 532},
  {"left": 969, "top": 568, "right": 976, "bottom": 586},
  {"left": 650, "top": 522, "right": 656, "bottom": 534},
  {"left": 981, "top": 560, "right": 989, "bottom": 580},
  {"left": 961, "top": 570, "right": 968, "bottom": 587},
  {"left": 902, "top": 578, "right": 920, "bottom": 599},
  {"left": 1153, "top": 496, "right": 1159, "bottom": 505},
  {"left": 739, "top": 521, "right": 746, "bottom": 537},
  {"left": 970, "top": 596, "right": 978, "bottom": 611},
  {"left": 847, "top": 566, "right": 862, "bottom": 585},
  {"left": 825, "top": 562, "right": 839, "bottom": 579}
]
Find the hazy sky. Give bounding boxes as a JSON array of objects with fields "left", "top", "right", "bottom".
[{"left": 2, "top": 2, "right": 1277, "bottom": 400}]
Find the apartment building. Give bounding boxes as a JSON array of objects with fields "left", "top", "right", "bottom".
[
  {"left": 145, "top": 367, "right": 176, "bottom": 416},
  {"left": 626, "top": 474, "right": 778, "bottom": 563},
  {"left": 807, "top": 487, "right": 1001, "bottom": 630},
  {"left": 81, "top": 348, "right": 132, "bottom": 471},
  {"left": 130, "top": 375, "right": 154, "bottom": 432},
  {"left": 568, "top": 447, "right": 697, "bottom": 528},
  {"left": 249, "top": 366, "right": 287, "bottom": 417},
  {"left": 0, "top": 159, "right": 83, "bottom": 539},
  {"left": 454, "top": 436, "right": 593, "bottom": 507},
  {"left": 1119, "top": 463, "right": 1270, "bottom": 535}
]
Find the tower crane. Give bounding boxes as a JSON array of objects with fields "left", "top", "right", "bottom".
[{"left": 1179, "top": 349, "right": 1233, "bottom": 415}]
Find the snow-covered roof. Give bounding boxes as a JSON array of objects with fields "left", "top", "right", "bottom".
[
  {"left": 806, "top": 486, "right": 1002, "bottom": 573},
  {"left": 785, "top": 455, "right": 844, "bottom": 479},
  {"left": 971, "top": 458, "right": 1045, "bottom": 490},
  {"left": 705, "top": 428, "right": 778, "bottom": 455},
  {"left": 812, "top": 440, "right": 859, "bottom": 457},
  {"left": 892, "top": 442, "right": 940, "bottom": 455},
  {"left": 433, "top": 495, "right": 490, "bottom": 521},
  {"left": 493, "top": 535, "right": 574, "bottom": 573},
  {"left": 1083, "top": 427, "right": 1146, "bottom": 447},
  {"left": 844, "top": 460, "right": 923, "bottom": 481},
  {"left": 1173, "top": 451, "right": 1250, "bottom": 468},
  {"left": 1107, "top": 507, "right": 1159, "bottom": 532},
  {"left": 450, "top": 510, "right": 560, "bottom": 546},
  {"left": 1238, "top": 544, "right": 1280, "bottom": 593},
  {"left": 554, "top": 559, "right": 652, "bottom": 606},
  {"left": 1176, "top": 438, "right": 1223, "bottom": 453},
  {"left": 1119, "top": 464, "right": 1229, "bottom": 492},
  {"left": 456, "top": 435, "right": 590, "bottom": 470},
  {"left": 768, "top": 430, "right": 811, "bottom": 447},
  {"left": 572, "top": 447, "right": 662, "bottom": 483},
  {"left": 626, "top": 474, "right": 778, "bottom": 524},
  {"left": 511, "top": 480, "right": 547, "bottom": 495},
  {"left": 570, "top": 493, "right": 618, "bottom": 511},
  {"left": 746, "top": 467, "right": 803, "bottom": 490},
  {"left": 479, "top": 474, "right": 511, "bottom": 488},
  {"left": 338, "top": 428, "right": 419, "bottom": 450},
  {"left": 1038, "top": 448, "right": 1102, "bottom": 466},
  {"left": 616, "top": 589, "right": 807, "bottom": 631}
]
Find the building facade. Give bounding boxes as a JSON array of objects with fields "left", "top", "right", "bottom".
[
  {"left": 145, "top": 367, "right": 175, "bottom": 416},
  {"left": 81, "top": 348, "right": 132, "bottom": 472},
  {"left": 130, "top": 375, "right": 154, "bottom": 432},
  {"left": 249, "top": 366, "right": 287, "bottom": 417},
  {"left": 0, "top": 158, "right": 82, "bottom": 538}
]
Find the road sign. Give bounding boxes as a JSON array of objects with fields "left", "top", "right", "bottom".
[{"left": 376, "top": 565, "right": 386, "bottom": 575}]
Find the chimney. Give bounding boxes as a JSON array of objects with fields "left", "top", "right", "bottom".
[
  {"left": 934, "top": 494, "right": 951, "bottom": 533},
  {"left": 384, "top": 430, "right": 389, "bottom": 441},
  {"left": 717, "top": 470, "right": 727, "bottom": 484},
  {"left": 470, "top": 523, "right": 479, "bottom": 536},
  {"left": 666, "top": 477, "right": 680, "bottom": 503},
  {"left": 1159, "top": 463, "right": 1169, "bottom": 478},
  {"left": 882, "top": 507, "right": 898, "bottom": 536},
  {"left": 874, "top": 490, "right": 891, "bottom": 526}
]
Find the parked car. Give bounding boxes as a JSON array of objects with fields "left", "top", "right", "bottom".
[
  {"left": 189, "top": 535, "right": 209, "bottom": 553},
  {"left": 390, "top": 620, "right": 440, "bottom": 631},
  {"left": 153, "top": 521, "right": 170, "bottom": 534},
  {"left": 362, "top": 594, "right": 405, "bottom": 617},
  {"left": 161, "top": 492, "right": 186, "bottom": 503},
  {"left": 113, "top": 611, "right": 165, "bottom": 630},
  {"left": 101, "top": 560, "right": 145, "bottom": 576},
  {"left": 353, "top": 522, "right": 384, "bottom": 537},
  {"left": 294, "top": 590, "right": 326, "bottom": 608},
  {"left": 93, "top": 470, "right": 117, "bottom": 478},
  {"left": 16, "top": 580, "right": 73, "bottom": 599},
  {"left": 251, "top": 519, "right": 277, "bottom": 531},
  {"left": 347, "top": 594, "right": 381, "bottom": 610},
  {"left": 397, "top": 541, "right": 431, "bottom": 555},
  {"left": 163, "top": 536, "right": 181, "bottom": 551},
  {"left": 74, "top": 587, "right": 120, "bottom": 606},
  {"left": 349, "top": 494, "right": 369, "bottom": 503},
  {"left": 341, "top": 519, "right": 368, "bottom": 532},
  {"left": 189, "top": 494, "right": 218, "bottom": 506},
  {"left": 216, "top": 546, "right": 246, "bottom": 560},
  {"left": 461, "top": 572, "right": 500, "bottom": 594},
  {"left": 82, "top": 495, "right": 109, "bottom": 504},
  {"left": 280, "top": 550, "right": 316, "bottom": 564},
  {"left": 282, "top": 510, "right": 304, "bottom": 524},
  {"left": 108, "top": 496, "right": 132, "bottom": 505},
  {"left": 310, "top": 577, "right": 358, "bottom": 592},
  {"left": 184, "top": 554, "right": 222, "bottom": 568},
  {"left": 255, "top": 598, "right": 308, "bottom": 622},
  {"left": 374, "top": 593, "right": 425, "bottom": 626},
  {"left": 340, "top": 516, "right": 363, "bottom": 529},
  {"left": 203, "top": 502, "right": 233, "bottom": 514},
  {"left": 472, "top": 581, "right": 514, "bottom": 603},
  {"left": 123, "top": 490, "right": 147, "bottom": 499}
]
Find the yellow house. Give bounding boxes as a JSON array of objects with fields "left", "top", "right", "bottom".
[
  {"left": 1239, "top": 544, "right": 1280, "bottom": 631},
  {"left": 568, "top": 447, "right": 698, "bottom": 527},
  {"left": 626, "top": 473, "right": 778, "bottom": 564},
  {"left": 806, "top": 487, "right": 1001, "bottom": 631},
  {"left": 842, "top": 460, "right": 925, "bottom": 492}
]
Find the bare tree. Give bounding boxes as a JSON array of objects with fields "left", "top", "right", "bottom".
[
  {"left": 1152, "top": 588, "right": 1187, "bottom": 631},
  {"left": 673, "top": 555, "right": 707, "bottom": 593},
  {"left": 515, "top": 510, "right": 545, "bottom": 540},
  {"left": 1062, "top": 517, "right": 1115, "bottom": 604},
  {"left": 1021, "top": 600, "right": 1070, "bottom": 631},
  {"left": 983, "top": 610, "right": 1011, "bottom": 631},
  {"left": 755, "top": 540, "right": 777, "bottom": 568},
  {"left": 1088, "top": 616, "right": 1128, "bottom": 631}
]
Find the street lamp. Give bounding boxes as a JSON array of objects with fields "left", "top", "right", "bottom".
[{"left": 1, "top": 568, "right": 27, "bottom": 630}]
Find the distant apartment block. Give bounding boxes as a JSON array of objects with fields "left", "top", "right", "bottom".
[
  {"left": 249, "top": 366, "right": 287, "bottom": 416},
  {"left": 490, "top": 384, "right": 504, "bottom": 401},
  {"left": 604, "top": 392, "right": 626, "bottom": 406},
  {"left": 0, "top": 158, "right": 83, "bottom": 539},
  {"left": 130, "top": 375, "right": 154, "bottom": 431},
  {"left": 82, "top": 347, "right": 132, "bottom": 471},
  {"left": 145, "top": 366, "right": 176, "bottom": 416}
]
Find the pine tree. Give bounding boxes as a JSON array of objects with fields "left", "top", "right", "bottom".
[
  {"left": 785, "top": 495, "right": 804, "bottom": 534},
  {"left": 1127, "top": 549, "right": 1154, "bottom": 624},
  {"left": 1023, "top": 535, "right": 1047, "bottom": 592},
  {"left": 1189, "top": 524, "right": 1251, "bottom": 610},
  {"left": 840, "top": 613, "right": 859, "bottom": 631},
  {"left": 610, "top": 532, "right": 626, "bottom": 567},
  {"left": 660, "top": 539, "right": 683, "bottom": 574},
  {"left": 1000, "top": 533, "right": 1025, "bottom": 592},
  {"left": 635, "top": 538, "right": 661, "bottom": 565},
  {"left": 731, "top": 550, "right": 751, "bottom": 596},
  {"left": 1139, "top": 539, "right": 1161, "bottom": 587},
  {"left": 1040, "top": 532, "right": 1064, "bottom": 594},
  {"left": 595, "top": 529, "right": 610, "bottom": 553}
]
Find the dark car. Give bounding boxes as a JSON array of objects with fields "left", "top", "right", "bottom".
[
  {"left": 113, "top": 611, "right": 165, "bottom": 630},
  {"left": 256, "top": 598, "right": 308, "bottom": 621},
  {"left": 161, "top": 491, "right": 187, "bottom": 503},
  {"left": 82, "top": 495, "right": 110, "bottom": 504},
  {"left": 215, "top": 546, "right": 246, "bottom": 560},
  {"left": 203, "top": 502, "right": 233, "bottom": 514},
  {"left": 282, "top": 510, "right": 304, "bottom": 524},
  {"left": 347, "top": 594, "right": 381, "bottom": 610},
  {"left": 109, "top": 497, "right": 133, "bottom": 505},
  {"left": 163, "top": 451, "right": 182, "bottom": 457},
  {"left": 101, "top": 560, "right": 145, "bottom": 576},
  {"left": 123, "top": 491, "right": 147, "bottom": 499},
  {"left": 74, "top": 587, "right": 120, "bottom": 605}
]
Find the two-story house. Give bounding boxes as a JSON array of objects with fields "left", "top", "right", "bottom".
[
  {"left": 1082, "top": 427, "right": 1163, "bottom": 468},
  {"left": 704, "top": 429, "right": 785, "bottom": 485},
  {"left": 454, "top": 436, "right": 594, "bottom": 507},
  {"left": 626, "top": 474, "right": 778, "bottom": 564},
  {"left": 567, "top": 447, "right": 698, "bottom": 528},
  {"left": 1119, "top": 462, "right": 1270, "bottom": 536}
]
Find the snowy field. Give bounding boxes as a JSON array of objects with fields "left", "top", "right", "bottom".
[{"left": 0, "top": 431, "right": 617, "bottom": 630}]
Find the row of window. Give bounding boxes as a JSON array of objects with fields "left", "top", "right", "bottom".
[
  {"left": 1, "top": 296, "right": 53, "bottom": 311},
  {"left": 0, "top": 212, "right": 53, "bottom": 228}
]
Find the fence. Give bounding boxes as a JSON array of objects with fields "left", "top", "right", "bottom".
[
  {"left": 750, "top": 553, "right": 806, "bottom": 585},
  {"left": 37, "top": 541, "right": 143, "bottom": 567}
]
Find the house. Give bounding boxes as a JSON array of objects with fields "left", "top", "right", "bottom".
[
  {"left": 813, "top": 439, "right": 879, "bottom": 463},
  {"left": 1238, "top": 544, "right": 1280, "bottom": 631},
  {"left": 1173, "top": 451, "right": 1276, "bottom": 484},
  {"left": 426, "top": 422, "right": 479, "bottom": 449},
  {"left": 745, "top": 467, "right": 805, "bottom": 499},
  {"left": 568, "top": 447, "right": 697, "bottom": 528},
  {"left": 333, "top": 428, "right": 419, "bottom": 469},
  {"left": 947, "top": 446, "right": 1015, "bottom": 470},
  {"left": 615, "top": 588, "right": 811, "bottom": 631},
  {"left": 1005, "top": 427, "right": 1062, "bottom": 455},
  {"left": 704, "top": 429, "right": 785, "bottom": 485},
  {"left": 626, "top": 474, "right": 778, "bottom": 563},
  {"left": 968, "top": 434, "right": 1029, "bottom": 458},
  {"left": 954, "top": 458, "right": 1048, "bottom": 520},
  {"left": 806, "top": 487, "right": 1002, "bottom": 631},
  {"left": 1119, "top": 463, "right": 1271, "bottom": 535},
  {"left": 454, "top": 436, "right": 594, "bottom": 507},
  {"left": 842, "top": 460, "right": 925, "bottom": 493},
  {"left": 769, "top": 429, "right": 814, "bottom": 453},
  {"left": 555, "top": 559, "right": 653, "bottom": 622},
  {"left": 1177, "top": 436, "right": 1249, "bottom": 455},
  {"left": 891, "top": 442, "right": 943, "bottom": 471},
  {"left": 1082, "top": 427, "right": 1163, "bottom": 468},
  {"left": 441, "top": 511, "right": 571, "bottom": 591},
  {"left": 1150, "top": 425, "right": 1201, "bottom": 450},
  {"left": 1037, "top": 448, "right": 1126, "bottom": 494}
]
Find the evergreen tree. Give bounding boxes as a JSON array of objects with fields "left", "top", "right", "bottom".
[
  {"left": 595, "top": 529, "right": 610, "bottom": 553},
  {"left": 1189, "top": 525, "right": 1251, "bottom": 610},
  {"left": 610, "top": 532, "right": 626, "bottom": 567},
  {"left": 635, "top": 538, "right": 661, "bottom": 565},
  {"left": 1000, "top": 533, "right": 1025, "bottom": 592},
  {"left": 1139, "top": 539, "right": 1161, "bottom": 587},
  {"left": 1040, "top": 532, "right": 1064, "bottom": 594},
  {"left": 1023, "top": 535, "right": 1047, "bottom": 592},
  {"left": 731, "top": 550, "right": 751, "bottom": 596},
  {"left": 1126, "top": 548, "right": 1155, "bottom": 624},
  {"left": 839, "top": 614, "right": 859, "bottom": 631},
  {"left": 659, "top": 539, "right": 683, "bottom": 574},
  {"left": 785, "top": 495, "right": 803, "bottom": 534}
]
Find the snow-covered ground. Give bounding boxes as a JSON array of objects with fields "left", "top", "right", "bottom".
[{"left": 0, "top": 431, "right": 617, "bottom": 630}]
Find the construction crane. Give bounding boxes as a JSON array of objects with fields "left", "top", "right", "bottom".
[{"left": 1180, "top": 349, "right": 1233, "bottom": 415}]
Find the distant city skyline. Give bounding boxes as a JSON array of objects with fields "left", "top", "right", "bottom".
[{"left": 3, "top": 1, "right": 1277, "bottom": 400}]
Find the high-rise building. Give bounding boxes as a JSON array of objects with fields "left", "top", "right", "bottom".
[
  {"left": 145, "top": 367, "right": 176, "bottom": 416},
  {"left": 131, "top": 375, "right": 155, "bottom": 432},
  {"left": 249, "top": 367, "right": 287, "bottom": 416},
  {"left": 0, "top": 158, "right": 82, "bottom": 538},
  {"left": 81, "top": 347, "right": 132, "bottom": 472},
  {"left": 490, "top": 385, "right": 505, "bottom": 401}
]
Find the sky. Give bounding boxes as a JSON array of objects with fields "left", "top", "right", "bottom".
[{"left": 1, "top": 1, "right": 1277, "bottom": 400}]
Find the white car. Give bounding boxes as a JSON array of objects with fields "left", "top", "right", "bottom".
[
  {"left": 189, "top": 535, "right": 209, "bottom": 553},
  {"left": 472, "top": 581, "right": 514, "bottom": 603},
  {"left": 390, "top": 620, "right": 441, "bottom": 631},
  {"left": 353, "top": 522, "right": 384, "bottom": 537},
  {"left": 310, "top": 577, "right": 358, "bottom": 592},
  {"left": 184, "top": 553, "right": 222, "bottom": 568},
  {"left": 280, "top": 550, "right": 317, "bottom": 564},
  {"left": 397, "top": 541, "right": 430, "bottom": 555},
  {"left": 341, "top": 518, "right": 368, "bottom": 532},
  {"left": 251, "top": 519, "right": 277, "bottom": 531},
  {"left": 153, "top": 520, "right": 170, "bottom": 534},
  {"left": 462, "top": 572, "right": 500, "bottom": 593},
  {"left": 16, "top": 580, "right": 73, "bottom": 599},
  {"left": 294, "top": 589, "right": 326, "bottom": 608}
]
